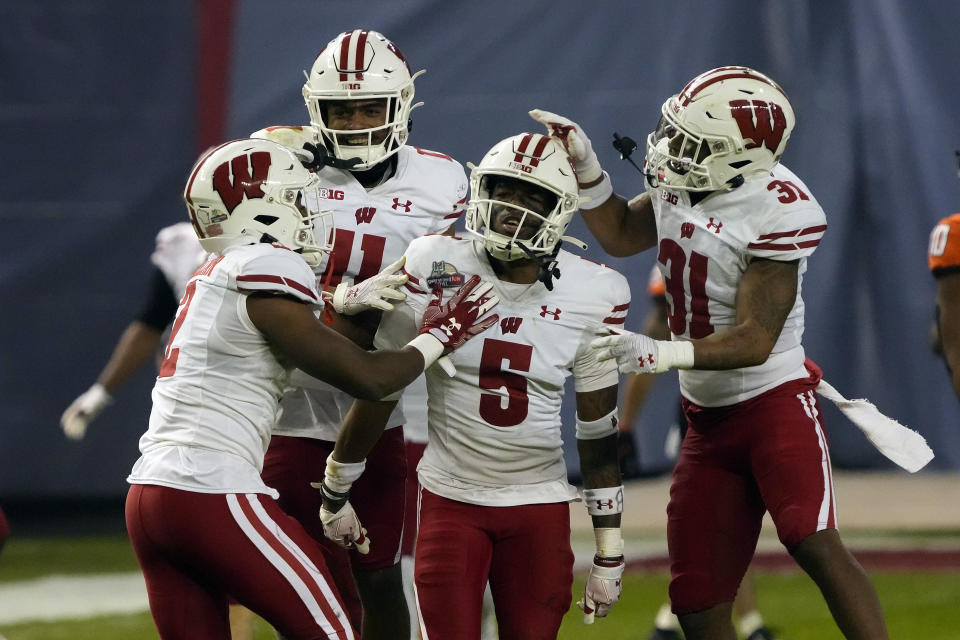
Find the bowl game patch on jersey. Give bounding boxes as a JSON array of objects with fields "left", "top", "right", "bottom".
[{"left": 426, "top": 260, "right": 466, "bottom": 288}]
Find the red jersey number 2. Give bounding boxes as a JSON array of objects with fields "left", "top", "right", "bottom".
[{"left": 157, "top": 280, "right": 198, "bottom": 378}]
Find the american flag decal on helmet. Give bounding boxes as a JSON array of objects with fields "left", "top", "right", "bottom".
[
  {"left": 511, "top": 133, "right": 552, "bottom": 170},
  {"left": 336, "top": 30, "right": 371, "bottom": 81}
]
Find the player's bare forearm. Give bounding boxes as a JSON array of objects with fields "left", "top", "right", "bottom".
[
  {"left": 247, "top": 294, "right": 423, "bottom": 400},
  {"left": 333, "top": 399, "right": 399, "bottom": 463},
  {"left": 575, "top": 384, "right": 621, "bottom": 517},
  {"left": 936, "top": 273, "right": 960, "bottom": 397},
  {"left": 327, "top": 306, "right": 381, "bottom": 349},
  {"left": 577, "top": 433, "right": 622, "bottom": 530},
  {"left": 97, "top": 321, "right": 164, "bottom": 393},
  {"left": 579, "top": 190, "right": 658, "bottom": 257},
  {"left": 691, "top": 258, "right": 798, "bottom": 369}
]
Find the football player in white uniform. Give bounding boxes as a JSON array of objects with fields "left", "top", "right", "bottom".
[
  {"left": 250, "top": 29, "right": 468, "bottom": 639},
  {"left": 530, "top": 67, "right": 891, "bottom": 640},
  {"left": 60, "top": 222, "right": 210, "bottom": 439},
  {"left": 125, "top": 138, "right": 498, "bottom": 640},
  {"left": 317, "top": 132, "right": 631, "bottom": 639}
]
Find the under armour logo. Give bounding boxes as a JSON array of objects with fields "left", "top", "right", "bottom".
[
  {"left": 392, "top": 198, "right": 413, "bottom": 213},
  {"left": 549, "top": 123, "right": 574, "bottom": 141},
  {"left": 539, "top": 306, "right": 561, "bottom": 320},
  {"left": 441, "top": 319, "right": 461, "bottom": 336},
  {"left": 640, "top": 353, "right": 655, "bottom": 366},
  {"left": 680, "top": 222, "right": 695, "bottom": 239},
  {"left": 594, "top": 499, "right": 615, "bottom": 511},
  {"left": 707, "top": 217, "right": 723, "bottom": 234}
]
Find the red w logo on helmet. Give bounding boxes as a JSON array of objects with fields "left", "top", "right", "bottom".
[
  {"left": 212, "top": 151, "right": 271, "bottom": 213},
  {"left": 729, "top": 99, "right": 787, "bottom": 153}
]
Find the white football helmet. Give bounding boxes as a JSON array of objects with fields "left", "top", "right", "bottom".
[
  {"left": 183, "top": 139, "right": 334, "bottom": 267},
  {"left": 465, "top": 133, "right": 581, "bottom": 261},
  {"left": 302, "top": 29, "right": 424, "bottom": 170},
  {"left": 645, "top": 66, "right": 795, "bottom": 191}
]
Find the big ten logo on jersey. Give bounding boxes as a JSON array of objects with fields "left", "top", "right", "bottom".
[
  {"left": 660, "top": 190, "right": 678, "bottom": 205},
  {"left": 318, "top": 187, "right": 345, "bottom": 201},
  {"left": 426, "top": 260, "right": 464, "bottom": 288}
]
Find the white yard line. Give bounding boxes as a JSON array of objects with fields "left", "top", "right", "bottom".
[{"left": 0, "top": 572, "right": 148, "bottom": 625}]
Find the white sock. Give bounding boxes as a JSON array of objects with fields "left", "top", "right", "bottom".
[
  {"left": 738, "top": 610, "right": 764, "bottom": 637},
  {"left": 655, "top": 602, "right": 681, "bottom": 630}
]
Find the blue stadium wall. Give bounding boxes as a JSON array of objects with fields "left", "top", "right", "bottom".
[{"left": 2, "top": 0, "right": 958, "bottom": 498}]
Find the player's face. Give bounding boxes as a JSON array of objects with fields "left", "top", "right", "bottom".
[
  {"left": 324, "top": 99, "right": 390, "bottom": 146},
  {"left": 488, "top": 178, "right": 553, "bottom": 240}
]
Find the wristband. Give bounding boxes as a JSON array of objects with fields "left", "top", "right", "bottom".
[
  {"left": 406, "top": 333, "right": 445, "bottom": 369},
  {"left": 578, "top": 171, "right": 613, "bottom": 210},
  {"left": 593, "top": 527, "right": 624, "bottom": 559},
  {"left": 657, "top": 340, "right": 695, "bottom": 370},
  {"left": 324, "top": 455, "right": 366, "bottom": 494},
  {"left": 575, "top": 408, "right": 619, "bottom": 440},
  {"left": 582, "top": 485, "right": 624, "bottom": 516}
]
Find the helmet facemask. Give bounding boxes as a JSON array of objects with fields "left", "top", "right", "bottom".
[
  {"left": 644, "top": 66, "right": 795, "bottom": 192},
  {"left": 302, "top": 30, "right": 424, "bottom": 170},
  {"left": 469, "top": 174, "right": 566, "bottom": 262},
  {"left": 184, "top": 140, "right": 335, "bottom": 268}
]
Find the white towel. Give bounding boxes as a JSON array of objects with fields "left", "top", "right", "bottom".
[{"left": 817, "top": 379, "right": 934, "bottom": 473}]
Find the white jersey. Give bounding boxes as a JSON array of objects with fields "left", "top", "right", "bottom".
[
  {"left": 150, "top": 222, "right": 210, "bottom": 301},
  {"left": 127, "top": 244, "right": 321, "bottom": 496},
  {"left": 650, "top": 164, "right": 826, "bottom": 407},
  {"left": 376, "top": 235, "right": 630, "bottom": 507},
  {"left": 254, "top": 126, "right": 468, "bottom": 441}
]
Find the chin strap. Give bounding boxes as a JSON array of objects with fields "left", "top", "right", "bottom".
[
  {"left": 517, "top": 242, "right": 562, "bottom": 291},
  {"left": 300, "top": 142, "right": 362, "bottom": 172}
]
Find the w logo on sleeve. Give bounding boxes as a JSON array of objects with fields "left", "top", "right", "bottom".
[
  {"left": 212, "top": 151, "right": 271, "bottom": 213},
  {"left": 729, "top": 99, "right": 787, "bottom": 153}
]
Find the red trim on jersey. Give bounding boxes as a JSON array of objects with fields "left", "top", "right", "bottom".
[
  {"left": 747, "top": 239, "right": 821, "bottom": 251},
  {"left": 237, "top": 274, "right": 318, "bottom": 301},
  {"left": 234, "top": 496, "right": 348, "bottom": 638},
  {"left": 602, "top": 316, "right": 626, "bottom": 325},
  {"left": 443, "top": 211, "right": 463, "bottom": 220},
  {"left": 610, "top": 303, "right": 630, "bottom": 312},
  {"left": 755, "top": 225, "right": 828, "bottom": 241}
]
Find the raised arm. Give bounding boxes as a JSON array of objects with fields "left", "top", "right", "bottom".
[{"left": 529, "top": 109, "right": 657, "bottom": 257}]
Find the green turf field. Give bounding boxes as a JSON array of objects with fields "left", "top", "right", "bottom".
[{"left": 1, "top": 535, "right": 958, "bottom": 639}]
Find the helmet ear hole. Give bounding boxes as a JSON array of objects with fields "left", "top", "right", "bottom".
[{"left": 254, "top": 215, "right": 279, "bottom": 225}]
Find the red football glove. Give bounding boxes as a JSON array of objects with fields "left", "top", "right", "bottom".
[{"left": 420, "top": 274, "right": 499, "bottom": 355}]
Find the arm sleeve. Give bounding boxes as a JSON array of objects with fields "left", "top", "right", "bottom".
[
  {"left": 746, "top": 204, "right": 827, "bottom": 261},
  {"left": 136, "top": 266, "right": 179, "bottom": 331},
  {"left": 235, "top": 250, "right": 321, "bottom": 304}
]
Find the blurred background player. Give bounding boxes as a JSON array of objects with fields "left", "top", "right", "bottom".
[
  {"left": 624, "top": 268, "right": 780, "bottom": 640},
  {"left": 927, "top": 157, "right": 960, "bottom": 399},
  {"left": 60, "top": 222, "right": 208, "bottom": 439},
  {"left": 126, "top": 137, "right": 497, "bottom": 640},
  {"left": 251, "top": 29, "right": 467, "bottom": 640},
  {"left": 532, "top": 66, "right": 892, "bottom": 640},
  {"left": 316, "top": 132, "right": 631, "bottom": 638}
]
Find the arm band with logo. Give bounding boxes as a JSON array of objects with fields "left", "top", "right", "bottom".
[
  {"left": 575, "top": 407, "right": 620, "bottom": 440},
  {"left": 578, "top": 171, "right": 614, "bottom": 210},
  {"left": 582, "top": 485, "right": 624, "bottom": 516}
]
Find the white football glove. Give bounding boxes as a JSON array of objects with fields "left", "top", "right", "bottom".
[
  {"left": 529, "top": 109, "right": 603, "bottom": 184},
  {"left": 323, "top": 256, "right": 408, "bottom": 315},
  {"left": 312, "top": 480, "right": 370, "bottom": 554},
  {"left": 60, "top": 384, "right": 112, "bottom": 440},
  {"left": 591, "top": 330, "right": 695, "bottom": 375},
  {"left": 577, "top": 555, "right": 625, "bottom": 624}
]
